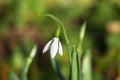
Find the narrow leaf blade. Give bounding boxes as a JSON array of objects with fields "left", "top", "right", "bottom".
[
  {"left": 8, "top": 70, "right": 19, "bottom": 80},
  {"left": 71, "top": 47, "right": 78, "bottom": 80},
  {"left": 82, "top": 49, "right": 92, "bottom": 80}
]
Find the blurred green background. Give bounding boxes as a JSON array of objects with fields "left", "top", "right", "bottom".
[{"left": 0, "top": 0, "right": 120, "bottom": 80}]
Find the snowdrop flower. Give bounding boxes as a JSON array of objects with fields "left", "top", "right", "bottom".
[{"left": 43, "top": 26, "right": 63, "bottom": 59}]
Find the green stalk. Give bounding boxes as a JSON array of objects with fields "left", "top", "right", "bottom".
[
  {"left": 44, "top": 14, "right": 71, "bottom": 62},
  {"left": 51, "top": 58, "right": 65, "bottom": 80},
  {"left": 21, "top": 45, "right": 37, "bottom": 80}
]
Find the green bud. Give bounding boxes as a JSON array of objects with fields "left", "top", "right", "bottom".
[{"left": 55, "top": 26, "right": 61, "bottom": 38}]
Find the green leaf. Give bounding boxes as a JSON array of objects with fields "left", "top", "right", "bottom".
[
  {"left": 22, "top": 45, "right": 37, "bottom": 80},
  {"left": 77, "top": 22, "right": 87, "bottom": 80},
  {"left": 8, "top": 70, "right": 19, "bottom": 80},
  {"left": 78, "top": 22, "right": 87, "bottom": 52},
  {"left": 71, "top": 46, "right": 78, "bottom": 80},
  {"left": 82, "top": 49, "right": 92, "bottom": 80}
]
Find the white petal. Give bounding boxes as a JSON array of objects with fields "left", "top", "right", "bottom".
[
  {"left": 43, "top": 39, "right": 53, "bottom": 53},
  {"left": 58, "top": 41, "right": 63, "bottom": 56},
  {"left": 50, "top": 38, "right": 59, "bottom": 59}
]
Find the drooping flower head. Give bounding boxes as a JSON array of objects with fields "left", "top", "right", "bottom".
[{"left": 43, "top": 26, "right": 63, "bottom": 59}]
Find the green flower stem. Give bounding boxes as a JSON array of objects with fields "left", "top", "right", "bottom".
[
  {"left": 51, "top": 58, "right": 65, "bottom": 80},
  {"left": 22, "top": 45, "right": 37, "bottom": 80},
  {"left": 44, "top": 14, "right": 71, "bottom": 62}
]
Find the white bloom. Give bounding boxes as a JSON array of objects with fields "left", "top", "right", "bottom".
[{"left": 43, "top": 38, "right": 63, "bottom": 59}]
